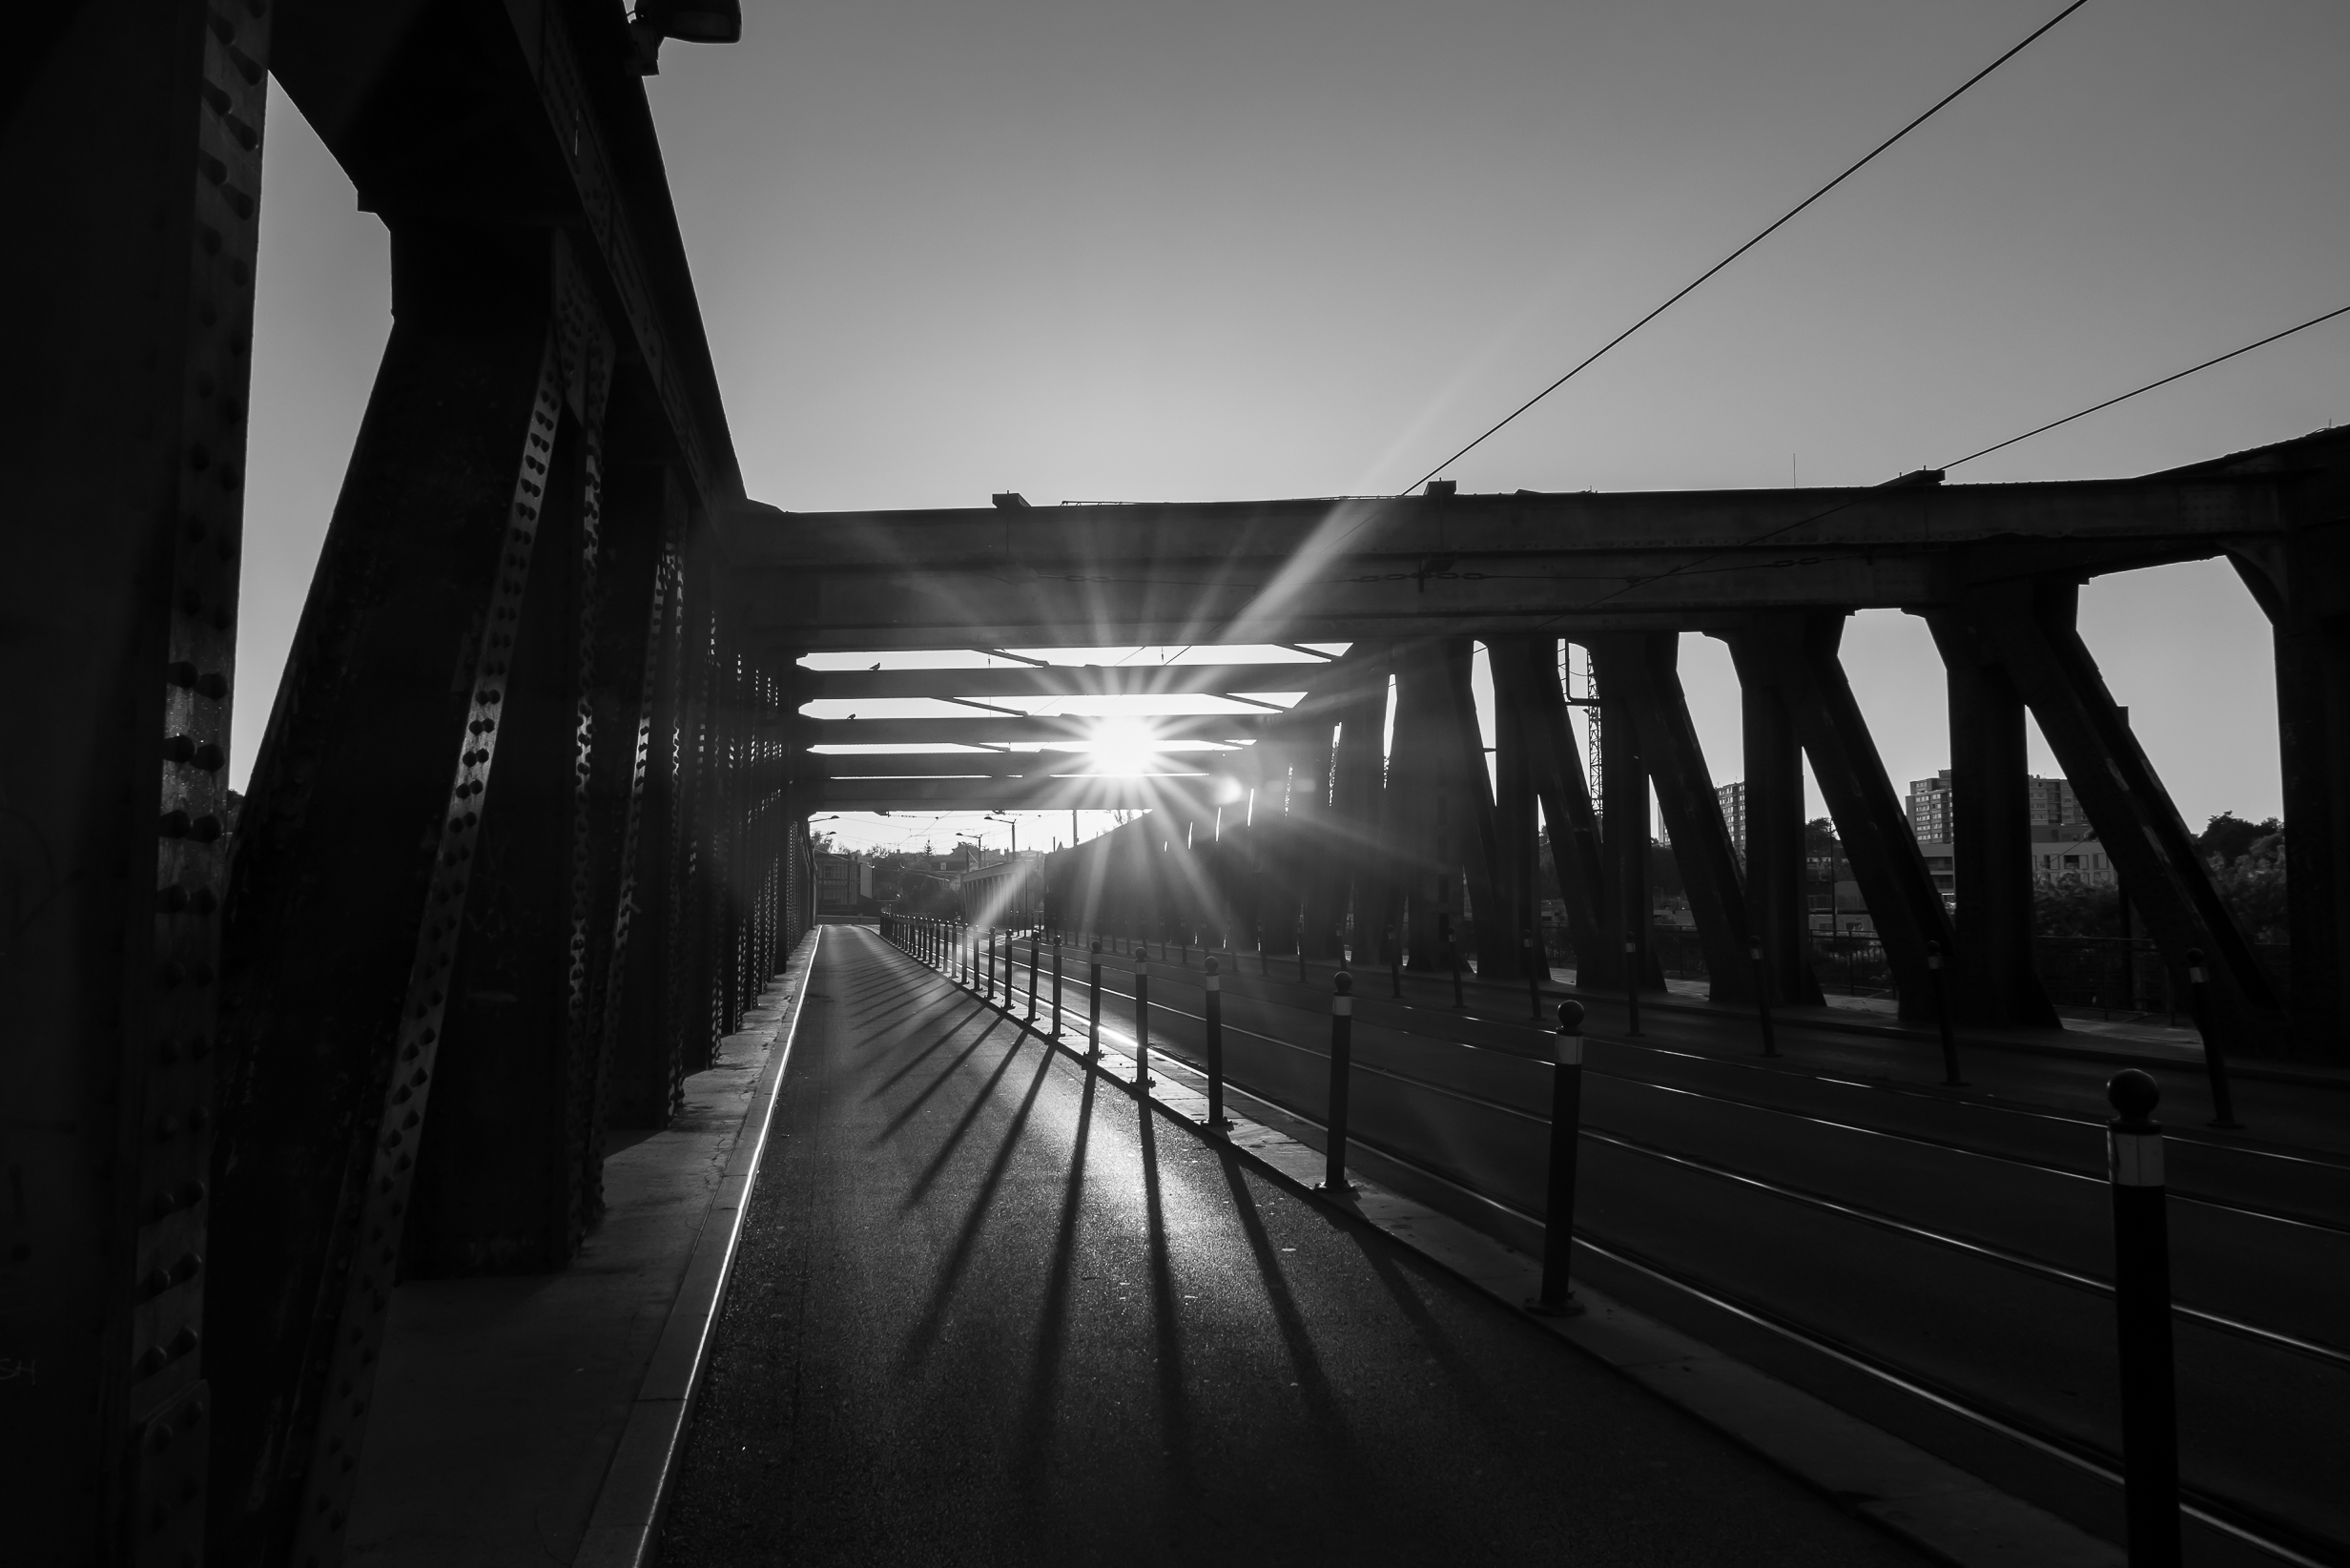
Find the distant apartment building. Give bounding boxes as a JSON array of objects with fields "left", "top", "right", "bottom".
[
  {"left": 1904, "top": 769, "right": 2110, "bottom": 903},
  {"left": 1716, "top": 780, "right": 1747, "bottom": 864}
]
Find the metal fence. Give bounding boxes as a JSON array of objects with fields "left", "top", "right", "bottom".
[{"left": 1540, "top": 922, "right": 2287, "bottom": 1021}]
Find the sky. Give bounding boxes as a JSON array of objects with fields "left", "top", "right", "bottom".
[{"left": 237, "top": 0, "right": 2346, "bottom": 856}]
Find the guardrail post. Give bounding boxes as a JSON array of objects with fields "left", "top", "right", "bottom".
[
  {"left": 1133, "top": 954, "right": 1151, "bottom": 1089},
  {"left": 2107, "top": 1069, "right": 2182, "bottom": 1568},
  {"left": 1927, "top": 939, "right": 1964, "bottom": 1084},
  {"left": 1051, "top": 939, "right": 1064, "bottom": 1036},
  {"left": 1088, "top": 939, "right": 1103, "bottom": 1060},
  {"left": 1752, "top": 941, "right": 1779, "bottom": 1059},
  {"left": 1623, "top": 938, "right": 1641, "bottom": 1036},
  {"left": 1204, "top": 957, "right": 1228, "bottom": 1130},
  {"left": 1318, "top": 971, "right": 1355, "bottom": 1193},
  {"left": 2184, "top": 947, "right": 2240, "bottom": 1127},
  {"left": 1026, "top": 931, "right": 1041, "bottom": 1028},
  {"left": 1530, "top": 1000, "right": 1589, "bottom": 1316},
  {"left": 1387, "top": 924, "right": 1402, "bottom": 1000}
]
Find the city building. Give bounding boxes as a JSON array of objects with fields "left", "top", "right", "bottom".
[
  {"left": 1904, "top": 769, "right": 2112, "bottom": 905},
  {"left": 1716, "top": 780, "right": 1747, "bottom": 864}
]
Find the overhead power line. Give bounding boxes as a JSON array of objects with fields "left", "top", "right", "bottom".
[
  {"left": 1558, "top": 299, "right": 2350, "bottom": 619},
  {"left": 1940, "top": 302, "right": 2350, "bottom": 470},
  {"left": 1406, "top": 0, "right": 2092, "bottom": 495}
]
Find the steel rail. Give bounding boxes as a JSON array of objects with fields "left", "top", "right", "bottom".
[{"left": 996, "top": 951, "right": 2350, "bottom": 1372}]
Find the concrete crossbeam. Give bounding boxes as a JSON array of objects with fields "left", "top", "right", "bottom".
[
  {"left": 819, "top": 775, "right": 1222, "bottom": 812},
  {"left": 797, "top": 662, "right": 1327, "bottom": 700},
  {"left": 798, "top": 715, "right": 1268, "bottom": 747},
  {"left": 725, "top": 471, "right": 2280, "bottom": 646}
]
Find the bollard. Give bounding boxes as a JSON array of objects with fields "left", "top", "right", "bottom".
[
  {"left": 2183, "top": 948, "right": 2239, "bottom": 1128},
  {"left": 1319, "top": 972, "right": 1355, "bottom": 1192},
  {"left": 1751, "top": 942, "right": 1779, "bottom": 1059},
  {"left": 1441, "top": 914, "right": 1464, "bottom": 1008},
  {"left": 1051, "top": 940, "right": 1064, "bottom": 1037},
  {"left": 1204, "top": 957, "right": 1229, "bottom": 1130},
  {"left": 2107, "top": 1070, "right": 2182, "bottom": 1568},
  {"left": 1087, "top": 939, "right": 1103, "bottom": 1060},
  {"left": 1133, "top": 954, "right": 1151, "bottom": 1089},
  {"left": 1925, "top": 940, "right": 1964, "bottom": 1084},
  {"left": 1026, "top": 931, "right": 1041, "bottom": 1028},
  {"left": 1387, "top": 926, "right": 1401, "bottom": 1000},
  {"left": 1623, "top": 938, "right": 1641, "bottom": 1036},
  {"left": 1523, "top": 931, "right": 1544, "bottom": 1021},
  {"left": 1529, "top": 1000, "right": 1589, "bottom": 1316}
]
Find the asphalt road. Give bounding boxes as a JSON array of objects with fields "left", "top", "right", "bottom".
[
  {"left": 659, "top": 925, "right": 1928, "bottom": 1567},
  {"left": 968, "top": 930, "right": 2350, "bottom": 1566}
]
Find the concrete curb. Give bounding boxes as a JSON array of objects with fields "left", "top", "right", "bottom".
[
  {"left": 928, "top": 938, "right": 2123, "bottom": 1568},
  {"left": 573, "top": 926, "right": 823, "bottom": 1568}
]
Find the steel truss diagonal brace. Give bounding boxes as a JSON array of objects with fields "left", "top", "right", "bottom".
[
  {"left": 289, "top": 249, "right": 613, "bottom": 1562},
  {"left": 1959, "top": 581, "right": 2283, "bottom": 1056},
  {"left": 1604, "top": 632, "right": 1758, "bottom": 1004},
  {"left": 1493, "top": 639, "right": 1614, "bottom": 986},
  {"left": 1729, "top": 614, "right": 1955, "bottom": 1021}
]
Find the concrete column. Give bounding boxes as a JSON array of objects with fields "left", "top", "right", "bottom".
[
  {"left": 1963, "top": 581, "right": 2284, "bottom": 1057},
  {"left": 1923, "top": 610, "right": 2058, "bottom": 1027},
  {"left": 1723, "top": 633, "right": 1825, "bottom": 1005},
  {"left": 1387, "top": 642, "right": 1454, "bottom": 969},
  {"left": 2242, "top": 526, "right": 2350, "bottom": 1063},
  {"left": 1587, "top": 638, "right": 1666, "bottom": 992}
]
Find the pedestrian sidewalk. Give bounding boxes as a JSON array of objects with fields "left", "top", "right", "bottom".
[{"left": 343, "top": 946, "right": 814, "bottom": 1567}]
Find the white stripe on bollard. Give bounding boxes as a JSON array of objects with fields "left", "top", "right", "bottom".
[{"left": 2110, "top": 1129, "right": 2164, "bottom": 1187}]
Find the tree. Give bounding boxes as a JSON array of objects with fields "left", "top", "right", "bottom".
[{"left": 2196, "top": 813, "right": 2280, "bottom": 864}]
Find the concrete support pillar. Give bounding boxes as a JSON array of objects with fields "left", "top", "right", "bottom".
[
  {"left": 1306, "top": 650, "right": 1389, "bottom": 958},
  {"left": 1494, "top": 650, "right": 1539, "bottom": 980},
  {"left": 1723, "top": 634, "right": 1825, "bottom": 1006},
  {"left": 1441, "top": 642, "right": 1517, "bottom": 980},
  {"left": 2241, "top": 526, "right": 2350, "bottom": 1063},
  {"left": 1387, "top": 642, "right": 1454, "bottom": 968},
  {"left": 1960, "top": 581, "right": 2284, "bottom": 1057},
  {"left": 1727, "top": 613, "right": 1954, "bottom": 1021},
  {"left": 1587, "top": 639, "right": 1668, "bottom": 992},
  {"left": 1922, "top": 610, "right": 2058, "bottom": 1028}
]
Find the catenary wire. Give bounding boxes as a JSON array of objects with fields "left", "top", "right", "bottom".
[{"left": 1404, "top": 0, "right": 2092, "bottom": 495}]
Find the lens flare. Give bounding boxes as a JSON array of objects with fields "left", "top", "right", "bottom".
[{"left": 1085, "top": 717, "right": 1161, "bottom": 776}]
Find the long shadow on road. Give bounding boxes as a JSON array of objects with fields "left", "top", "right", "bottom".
[{"left": 659, "top": 924, "right": 1931, "bottom": 1567}]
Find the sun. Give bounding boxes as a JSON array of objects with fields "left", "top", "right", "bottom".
[{"left": 1085, "top": 717, "right": 1161, "bottom": 776}]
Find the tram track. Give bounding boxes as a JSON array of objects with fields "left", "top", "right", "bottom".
[
  {"left": 929, "top": 934, "right": 2350, "bottom": 1560},
  {"left": 1014, "top": 947, "right": 2350, "bottom": 1230}
]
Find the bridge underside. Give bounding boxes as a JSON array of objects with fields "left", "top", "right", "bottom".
[{"left": 11, "top": 4, "right": 2350, "bottom": 1563}]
